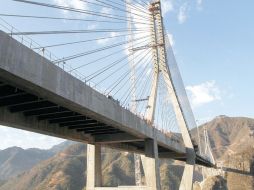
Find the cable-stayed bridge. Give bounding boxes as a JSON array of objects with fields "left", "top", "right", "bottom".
[{"left": 0, "top": 0, "right": 228, "bottom": 189}]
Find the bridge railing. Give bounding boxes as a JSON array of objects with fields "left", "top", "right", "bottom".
[
  {"left": 0, "top": 18, "right": 147, "bottom": 119},
  {"left": 0, "top": 18, "right": 54, "bottom": 60}
]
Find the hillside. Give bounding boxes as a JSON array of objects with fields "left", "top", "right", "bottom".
[
  {"left": 0, "top": 141, "right": 76, "bottom": 181},
  {"left": 0, "top": 143, "right": 185, "bottom": 190},
  {"left": 191, "top": 116, "right": 254, "bottom": 160},
  {"left": 0, "top": 116, "right": 253, "bottom": 190},
  {"left": 0, "top": 144, "right": 87, "bottom": 190},
  {"left": 0, "top": 147, "right": 54, "bottom": 180},
  {"left": 224, "top": 146, "right": 254, "bottom": 190}
]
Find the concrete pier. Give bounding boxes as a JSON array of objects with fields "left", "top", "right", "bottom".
[
  {"left": 87, "top": 144, "right": 102, "bottom": 190},
  {"left": 143, "top": 139, "right": 161, "bottom": 190}
]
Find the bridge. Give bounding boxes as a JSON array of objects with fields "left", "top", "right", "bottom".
[{"left": 0, "top": 0, "right": 219, "bottom": 190}]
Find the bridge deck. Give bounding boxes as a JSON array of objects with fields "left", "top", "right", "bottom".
[{"left": 0, "top": 30, "right": 213, "bottom": 167}]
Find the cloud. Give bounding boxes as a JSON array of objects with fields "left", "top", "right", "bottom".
[
  {"left": 197, "top": 0, "right": 203, "bottom": 6},
  {"left": 167, "top": 32, "right": 174, "bottom": 46},
  {"left": 96, "top": 32, "right": 117, "bottom": 45},
  {"left": 146, "top": 67, "right": 152, "bottom": 76},
  {"left": 178, "top": 3, "right": 188, "bottom": 24},
  {"left": 54, "top": 0, "right": 86, "bottom": 9},
  {"left": 161, "top": 0, "right": 174, "bottom": 16},
  {"left": 186, "top": 81, "right": 221, "bottom": 107},
  {"left": 87, "top": 24, "right": 97, "bottom": 30},
  {"left": 196, "top": 0, "right": 204, "bottom": 10},
  {"left": 100, "top": 7, "right": 112, "bottom": 15},
  {"left": 53, "top": 0, "right": 87, "bottom": 15}
]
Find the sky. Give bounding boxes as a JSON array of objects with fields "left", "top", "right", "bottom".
[{"left": 0, "top": 0, "right": 253, "bottom": 149}]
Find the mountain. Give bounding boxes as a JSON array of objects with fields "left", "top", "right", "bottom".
[
  {"left": 192, "top": 116, "right": 254, "bottom": 189},
  {"left": 0, "top": 141, "right": 75, "bottom": 181},
  {"left": 191, "top": 116, "right": 254, "bottom": 160},
  {"left": 0, "top": 146, "right": 54, "bottom": 180},
  {"left": 0, "top": 116, "right": 254, "bottom": 190},
  {"left": 50, "top": 141, "right": 76, "bottom": 154},
  {"left": 0, "top": 144, "right": 87, "bottom": 190},
  {"left": 0, "top": 143, "right": 137, "bottom": 189},
  {"left": 0, "top": 143, "right": 184, "bottom": 190}
]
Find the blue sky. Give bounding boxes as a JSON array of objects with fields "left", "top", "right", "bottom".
[
  {"left": 167, "top": 0, "right": 254, "bottom": 122},
  {"left": 0, "top": 0, "right": 253, "bottom": 149}
]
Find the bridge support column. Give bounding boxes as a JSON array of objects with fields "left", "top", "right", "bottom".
[
  {"left": 179, "top": 148, "right": 196, "bottom": 190},
  {"left": 142, "top": 139, "right": 161, "bottom": 190},
  {"left": 86, "top": 144, "right": 102, "bottom": 190}
]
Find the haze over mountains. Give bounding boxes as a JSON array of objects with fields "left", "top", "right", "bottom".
[{"left": 0, "top": 116, "right": 253, "bottom": 190}]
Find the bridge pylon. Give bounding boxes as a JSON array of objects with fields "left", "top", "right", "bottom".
[
  {"left": 87, "top": 0, "right": 196, "bottom": 190},
  {"left": 146, "top": 0, "right": 197, "bottom": 189},
  {"left": 86, "top": 0, "right": 196, "bottom": 190}
]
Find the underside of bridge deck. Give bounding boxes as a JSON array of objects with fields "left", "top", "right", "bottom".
[{"left": 0, "top": 80, "right": 124, "bottom": 135}]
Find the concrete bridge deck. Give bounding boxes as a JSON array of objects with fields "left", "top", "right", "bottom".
[{"left": 0, "top": 30, "right": 212, "bottom": 167}]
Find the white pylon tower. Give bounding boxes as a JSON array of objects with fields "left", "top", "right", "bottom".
[
  {"left": 204, "top": 127, "right": 215, "bottom": 164},
  {"left": 126, "top": 0, "right": 142, "bottom": 186},
  {"left": 196, "top": 122, "right": 204, "bottom": 181},
  {"left": 146, "top": 1, "right": 197, "bottom": 190},
  {"left": 145, "top": 2, "right": 160, "bottom": 124},
  {"left": 126, "top": 0, "right": 197, "bottom": 189},
  {"left": 202, "top": 126, "right": 217, "bottom": 178}
]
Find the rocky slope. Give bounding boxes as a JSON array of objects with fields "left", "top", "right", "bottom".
[
  {"left": 194, "top": 175, "right": 228, "bottom": 190},
  {"left": 191, "top": 116, "right": 254, "bottom": 160},
  {"left": 0, "top": 147, "right": 54, "bottom": 180},
  {"left": 224, "top": 146, "right": 254, "bottom": 190},
  {"left": 0, "top": 144, "right": 184, "bottom": 190},
  {"left": 0, "top": 144, "right": 86, "bottom": 190},
  {"left": 0, "top": 141, "right": 75, "bottom": 181}
]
